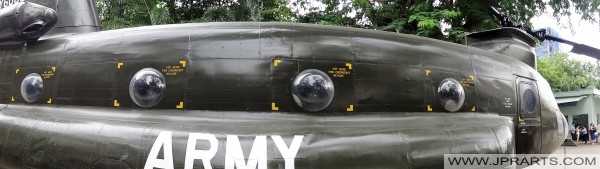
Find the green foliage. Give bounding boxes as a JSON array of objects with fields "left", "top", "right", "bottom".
[
  {"left": 537, "top": 53, "right": 599, "bottom": 92},
  {"left": 96, "top": 0, "right": 164, "bottom": 29},
  {"left": 150, "top": 2, "right": 172, "bottom": 25},
  {"left": 96, "top": 0, "right": 293, "bottom": 30},
  {"left": 95, "top": 0, "right": 600, "bottom": 43}
]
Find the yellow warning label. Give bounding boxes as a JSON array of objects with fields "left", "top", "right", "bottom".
[
  {"left": 162, "top": 65, "right": 185, "bottom": 76},
  {"left": 346, "top": 105, "right": 354, "bottom": 112},
  {"left": 176, "top": 102, "right": 184, "bottom": 109},
  {"left": 460, "top": 76, "right": 475, "bottom": 87},
  {"left": 328, "top": 67, "right": 351, "bottom": 78},
  {"left": 271, "top": 103, "right": 279, "bottom": 111},
  {"left": 42, "top": 70, "right": 55, "bottom": 79},
  {"left": 273, "top": 59, "right": 282, "bottom": 67}
]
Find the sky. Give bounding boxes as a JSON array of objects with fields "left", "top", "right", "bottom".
[{"left": 531, "top": 13, "right": 600, "bottom": 63}]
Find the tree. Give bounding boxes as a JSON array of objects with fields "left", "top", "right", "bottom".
[
  {"left": 537, "top": 53, "right": 598, "bottom": 92},
  {"left": 292, "top": 0, "right": 600, "bottom": 42},
  {"left": 96, "top": 0, "right": 293, "bottom": 30},
  {"left": 95, "top": 0, "right": 600, "bottom": 43},
  {"left": 96, "top": 0, "right": 171, "bottom": 29}
]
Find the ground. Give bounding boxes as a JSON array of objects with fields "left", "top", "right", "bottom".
[{"left": 526, "top": 143, "right": 600, "bottom": 169}]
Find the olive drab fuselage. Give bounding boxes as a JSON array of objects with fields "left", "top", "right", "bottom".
[{"left": 0, "top": 0, "right": 568, "bottom": 169}]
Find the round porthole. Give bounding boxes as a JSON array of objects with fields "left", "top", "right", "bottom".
[
  {"left": 523, "top": 89, "right": 536, "bottom": 113},
  {"left": 437, "top": 78, "right": 465, "bottom": 112},
  {"left": 129, "top": 68, "right": 166, "bottom": 108},
  {"left": 20, "top": 73, "right": 43, "bottom": 103},
  {"left": 291, "top": 69, "right": 335, "bottom": 111}
]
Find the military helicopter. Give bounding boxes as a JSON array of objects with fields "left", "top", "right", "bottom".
[{"left": 1, "top": 0, "right": 599, "bottom": 169}]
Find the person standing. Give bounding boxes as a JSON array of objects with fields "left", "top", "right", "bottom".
[
  {"left": 576, "top": 126, "right": 581, "bottom": 145},
  {"left": 581, "top": 126, "right": 588, "bottom": 144},
  {"left": 590, "top": 123, "right": 597, "bottom": 144},
  {"left": 571, "top": 123, "right": 577, "bottom": 140}
]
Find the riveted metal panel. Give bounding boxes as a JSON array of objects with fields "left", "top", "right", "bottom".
[
  {"left": 353, "top": 34, "right": 422, "bottom": 67},
  {"left": 270, "top": 59, "right": 298, "bottom": 112},
  {"left": 0, "top": 49, "right": 19, "bottom": 104},
  {"left": 189, "top": 25, "right": 261, "bottom": 60},
  {"left": 354, "top": 63, "right": 425, "bottom": 112},
  {"left": 185, "top": 59, "right": 271, "bottom": 111},
  {"left": 55, "top": 63, "right": 116, "bottom": 107}
]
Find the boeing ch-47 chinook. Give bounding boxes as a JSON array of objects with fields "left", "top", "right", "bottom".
[{"left": 2, "top": 0, "right": 599, "bottom": 169}]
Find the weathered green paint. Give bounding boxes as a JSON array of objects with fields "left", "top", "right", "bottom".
[{"left": 0, "top": 0, "right": 571, "bottom": 169}]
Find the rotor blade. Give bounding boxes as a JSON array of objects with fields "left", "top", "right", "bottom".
[
  {"left": 571, "top": 44, "right": 600, "bottom": 59},
  {"left": 545, "top": 35, "right": 600, "bottom": 59}
]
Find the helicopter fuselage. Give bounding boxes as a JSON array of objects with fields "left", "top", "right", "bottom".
[{"left": 0, "top": 22, "right": 568, "bottom": 169}]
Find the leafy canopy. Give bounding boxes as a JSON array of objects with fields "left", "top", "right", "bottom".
[
  {"left": 537, "top": 53, "right": 598, "bottom": 92},
  {"left": 96, "top": 0, "right": 600, "bottom": 43}
]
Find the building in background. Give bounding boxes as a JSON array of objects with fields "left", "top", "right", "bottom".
[
  {"left": 535, "top": 27, "right": 562, "bottom": 57},
  {"left": 555, "top": 89, "right": 600, "bottom": 127}
]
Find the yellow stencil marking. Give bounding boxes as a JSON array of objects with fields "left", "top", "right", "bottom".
[
  {"left": 518, "top": 115, "right": 523, "bottom": 122},
  {"left": 427, "top": 105, "right": 432, "bottom": 112},
  {"left": 471, "top": 106, "right": 476, "bottom": 112},
  {"left": 114, "top": 100, "right": 120, "bottom": 107},
  {"left": 11, "top": 97, "right": 14, "bottom": 102},
  {"left": 271, "top": 103, "right": 279, "bottom": 111},
  {"left": 346, "top": 105, "right": 354, "bottom": 112},
  {"left": 345, "top": 63, "right": 352, "bottom": 70},
  {"left": 52, "top": 66, "right": 56, "bottom": 72},
  {"left": 470, "top": 75, "right": 474, "bottom": 81},
  {"left": 176, "top": 102, "right": 184, "bottom": 109},
  {"left": 42, "top": 69, "right": 55, "bottom": 79},
  {"left": 117, "top": 62, "right": 124, "bottom": 69},
  {"left": 162, "top": 65, "right": 184, "bottom": 76},
  {"left": 328, "top": 67, "right": 351, "bottom": 78},
  {"left": 47, "top": 98, "right": 52, "bottom": 104},
  {"left": 15, "top": 69, "right": 19, "bottom": 74},
  {"left": 179, "top": 61, "right": 187, "bottom": 68},
  {"left": 273, "top": 59, "right": 282, "bottom": 67},
  {"left": 425, "top": 69, "right": 431, "bottom": 76}
]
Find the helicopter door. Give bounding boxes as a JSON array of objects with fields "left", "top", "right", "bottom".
[{"left": 516, "top": 78, "right": 542, "bottom": 154}]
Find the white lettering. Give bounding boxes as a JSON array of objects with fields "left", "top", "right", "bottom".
[
  {"left": 185, "top": 133, "right": 218, "bottom": 169},
  {"left": 271, "top": 135, "right": 304, "bottom": 169},
  {"left": 145, "top": 131, "right": 174, "bottom": 169},
  {"left": 225, "top": 135, "right": 267, "bottom": 169},
  {"left": 145, "top": 132, "right": 304, "bottom": 169},
  {"left": 0, "top": 0, "right": 18, "bottom": 9}
]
